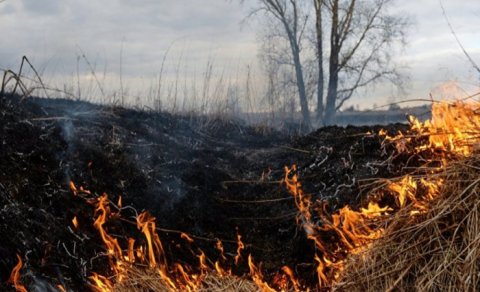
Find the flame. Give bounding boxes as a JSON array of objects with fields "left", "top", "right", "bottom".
[
  {"left": 181, "top": 232, "right": 194, "bottom": 243},
  {"left": 281, "top": 266, "right": 300, "bottom": 291},
  {"left": 89, "top": 273, "right": 113, "bottom": 292},
  {"left": 9, "top": 254, "right": 27, "bottom": 292},
  {"left": 117, "top": 195, "right": 122, "bottom": 209},
  {"left": 214, "top": 239, "right": 230, "bottom": 277},
  {"left": 234, "top": 232, "right": 245, "bottom": 265},
  {"left": 69, "top": 181, "right": 78, "bottom": 196},
  {"left": 284, "top": 100, "right": 480, "bottom": 288},
  {"left": 198, "top": 251, "right": 208, "bottom": 273},
  {"left": 126, "top": 238, "right": 135, "bottom": 263},
  {"left": 136, "top": 212, "right": 167, "bottom": 269},
  {"left": 283, "top": 166, "right": 441, "bottom": 287},
  {"left": 93, "top": 194, "right": 123, "bottom": 257},
  {"left": 248, "top": 255, "right": 275, "bottom": 292},
  {"left": 387, "top": 101, "right": 480, "bottom": 156},
  {"left": 215, "top": 239, "right": 227, "bottom": 262},
  {"left": 72, "top": 216, "right": 79, "bottom": 229}
]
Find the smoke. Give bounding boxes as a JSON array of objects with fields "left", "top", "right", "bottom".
[{"left": 25, "top": 270, "right": 65, "bottom": 292}]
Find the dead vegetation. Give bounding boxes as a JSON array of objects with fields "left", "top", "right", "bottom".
[
  {"left": 338, "top": 156, "right": 480, "bottom": 291},
  {"left": 114, "top": 267, "right": 259, "bottom": 292}
]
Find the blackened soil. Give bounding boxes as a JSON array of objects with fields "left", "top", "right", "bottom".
[{"left": 0, "top": 94, "right": 409, "bottom": 291}]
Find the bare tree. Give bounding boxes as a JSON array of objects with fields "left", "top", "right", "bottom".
[
  {"left": 248, "top": 0, "right": 408, "bottom": 126},
  {"left": 322, "top": 0, "right": 409, "bottom": 124},
  {"left": 252, "top": 0, "right": 312, "bottom": 128},
  {"left": 313, "top": 0, "right": 325, "bottom": 121},
  {"left": 248, "top": 0, "right": 409, "bottom": 124}
]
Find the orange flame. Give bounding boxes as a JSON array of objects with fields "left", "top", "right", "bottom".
[
  {"left": 72, "top": 216, "right": 79, "bottom": 229},
  {"left": 234, "top": 232, "right": 245, "bottom": 265},
  {"left": 136, "top": 212, "right": 167, "bottom": 269},
  {"left": 180, "top": 232, "right": 194, "bottom": 243},
  {"left": 69, "top": 181, "right": 78, "bottom": 196},
  {"left": 89, "top": 273, "right": 113, "bottom": 292},
  {"left": 248, "top": 255, "right": 275, "bottom": 292},
  {"left": 215, "top": 239, "right": 227, "bottom": 262},
  {"left": 126, "top": 238, "right": 135, "bottom": 263},
  {"left": 93, "top": 194, "right": 123, "bottom": 258},
  {"left": 117, "top": 195, "right": 122, "bottom": 209},
  {"left": 281, "top": 266, "right": 300, "bottom": 291},
  {"left": 8, "top": 254, "right": 27, "bottom": 292}
]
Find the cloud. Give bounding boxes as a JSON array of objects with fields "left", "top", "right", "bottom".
[{"left": 0, "top": 0, "right": 479, "bottom": 109}]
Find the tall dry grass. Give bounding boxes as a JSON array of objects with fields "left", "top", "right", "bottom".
[{"left": 337, "top": 155, "right": 480, "bottom": 291}]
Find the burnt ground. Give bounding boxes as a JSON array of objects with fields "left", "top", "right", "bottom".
[{"left": 0, "top": 94, "right": 409, "bottom": 291}]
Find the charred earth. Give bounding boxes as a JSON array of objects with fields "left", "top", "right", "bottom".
[{"left": 0, "top": 94, "right": 409, "bottom": 291}]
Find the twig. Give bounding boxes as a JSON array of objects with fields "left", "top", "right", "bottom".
[
  {"left": 216, "top": 196, "right": 293, "bottom": 204},
  {"left": 280, "top": 146, "right": 311, "bottom": 154}
]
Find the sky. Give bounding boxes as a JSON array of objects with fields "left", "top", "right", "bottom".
[{"left": 0, "top": 0, "right": 479, "bottom": 110}]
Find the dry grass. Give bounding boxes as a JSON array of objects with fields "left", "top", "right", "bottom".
[
  {"left": 336, "top": 155, "right": 480, "bottom": 291},
  {"left": 199, "top": 274, "right": 259, "bottom": 292},
  {"left": 114, "top": 267, "right": 259, "bottom": 292},
  {"left": 113, "top": 267, "right": 170, "bottom": 292}
]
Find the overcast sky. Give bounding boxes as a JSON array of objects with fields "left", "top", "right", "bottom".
[{"left": 0, "top": 0, "right": 479, "bottom": 110}]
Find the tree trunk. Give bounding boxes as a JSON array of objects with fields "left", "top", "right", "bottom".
[
  {"left": 324, "top": 0, "right": 339, "bottom": 126},
  {"left": 314, "top": 0, "right": 324, "bottom": 124},
  {"left": 283, "top": 22, "right": 311, "bottom": 129},
  {"left": 324, "top": 69, "right": 338, "bottom": 125},
  {"left": 292, "top": 48, "right": 311, "bottom": 128}
]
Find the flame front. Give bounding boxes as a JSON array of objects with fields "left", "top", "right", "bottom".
[
  {"left": 284, "top": 100, "right": 479, "bottom": 288},
  {"left": 67, "top": 99, "right": 479, "bottom": 291}
]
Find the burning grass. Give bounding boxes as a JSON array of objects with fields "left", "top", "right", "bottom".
[
  {"left": 81, "top": 100, "right": 479, "bottom": 291},
  {"left": 338, "top": 157, "right": 480, "bottom": 291},
  {"left": 3, "top": 93, "right": 480, "bottom": 291},
  {"left": 335, "top": 101, "right": 480, "bottom": 290},
  {"left": 284, "top": 100, "right": 480, "bottom": 290}
]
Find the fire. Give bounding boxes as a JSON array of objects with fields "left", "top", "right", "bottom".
[
  {"left": 8, "top": 254, "right": 27, "bottom": 292},
  {"left": 234, "top": 232, "right": 245, "bottom": 265},
  {"left": 93, "top": 194, "right": 123, "bottom": 257},
  {"left": 76, "top": 187, "right": 209, "bottom": 291},
  {"left": 384, "top": 101, "right": 480, "bottom": 156},
  {"left": 65, "top": 99, "right": 478, "bottom": 291},
  {"left": 280, "top": 266, "right": 300, "bottom": 291},
  {"left": 136, "top": 211, "right": 166, "bottom": 269},
  {"left": 418, "top": 101, "right": 480, "bottom": 155},
  {"left": 126, "top": 238, "right": 135, "bottom": 263},
  {"left": 248, "top": 255, "right": 275, "bottom": 292},
  {"left": 72, "top": 216, "right": 79, "bottom": 229},
  {"left": 69, "top": 181, "right": 78, "bottom": 196},
  {"left": 180, "top": 232, "right": 194, "bottom": 243},
  {"left": 215, "top": 238, "right": 227, "bottom": 262},
  {"left": 89, "top": 273, "right": 113, "bottom": 292},
  {"left": 284, "top": 100, "right": 480, "bottom": 289}
]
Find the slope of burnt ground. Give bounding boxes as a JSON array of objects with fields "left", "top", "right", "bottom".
[{"left": 0, "top": 94, "right": 409, "bottom": 290}]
